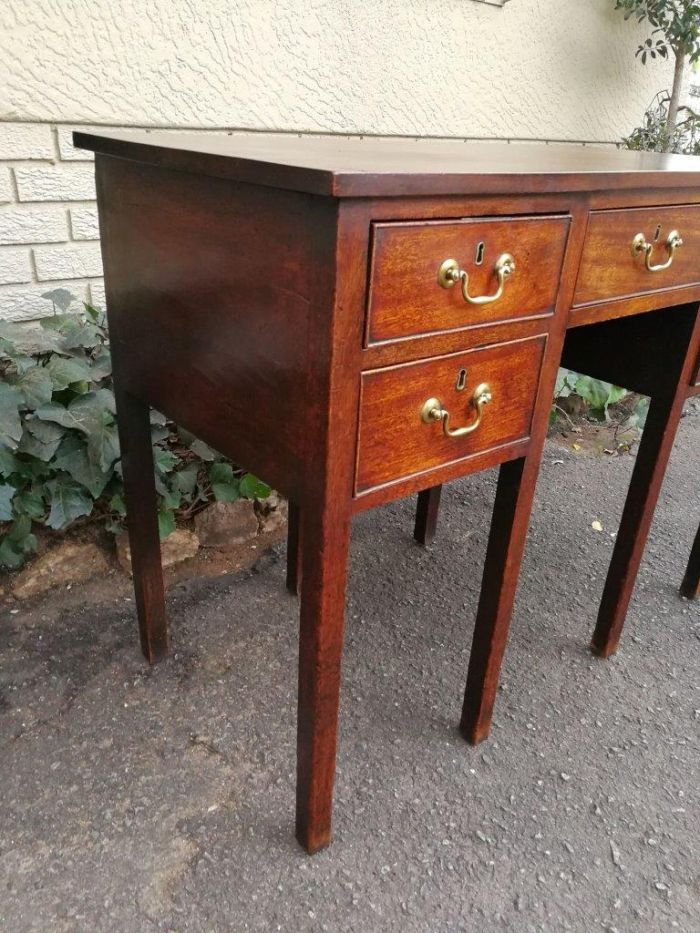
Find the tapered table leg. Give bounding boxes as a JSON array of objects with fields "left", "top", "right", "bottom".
[
  {"left": 681, "top": 522, "right": 700, "bottom": 599},
  {"left": 414, "top": 485, "right": 442, "bottom": 546},
  {"left": 459, "top": 456, "right": 539, "bottom": 744},
  {"left": 680, "top": 521, "right": 700, "bottom": 599},
  {"left": 286, "top": 500, "right": 302, "bottom": 595},
  {"left": 114, "top": 387, "right": 169, "bottom": 663},
  {"left": 295, "top": 501, "right": 351, "bottom": 854},
  {"left": 591, "top": 392, "right": 686, "bottom": 657}
]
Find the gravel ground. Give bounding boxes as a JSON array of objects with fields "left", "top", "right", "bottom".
[{"left": 0, "top": 409, "right": 698, "bottom": 933}]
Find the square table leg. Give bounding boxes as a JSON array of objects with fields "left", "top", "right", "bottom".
[
  {"left": 286, "top": 500, "right": 302, "bottom": 596},
  {"left": 295, "top": 500, "right": 351, "bottom": 854},
  {"left": 414, "top": 485, "right": 443, "bottom": 547},
  {"left": 459, "top": 454, "right": 540, "bottom": 744},
  {"left": 680, "top": 521, "right": 700, "bottom": 600},
  {"left": 113, "top": 386, "right": 169, "bottom": 664},
  {"left": 591, "top": 389, "right": 692, "bottom": 657}
]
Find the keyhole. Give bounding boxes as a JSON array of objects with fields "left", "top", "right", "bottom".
[
  {"left": 455, "top": 368, "right": 467, "bottom": 391},
  {"left": 654, "top": 224, "right": 662, "bottom": 242},
  {"left": 475, "top": 241, "right": 485, "bottom": 265}
]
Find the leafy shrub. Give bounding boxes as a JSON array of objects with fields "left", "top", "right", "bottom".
[
  {"left": 0, "top": 291, "right": 269, "bottom": 569},
  {"left": 554, "top": 370, "right": 628, "bottom": 422}
]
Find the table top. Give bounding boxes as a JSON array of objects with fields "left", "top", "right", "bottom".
[{"left": 75, "top": 129, "right": 700, "bottom": 199}]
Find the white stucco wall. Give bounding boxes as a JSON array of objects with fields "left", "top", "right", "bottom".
[
  {"left": 0, "top": 0, "right": 676, "bottom": 320},
  {"left": 1, "top": 0, "right": 674, "bottom": 139}
]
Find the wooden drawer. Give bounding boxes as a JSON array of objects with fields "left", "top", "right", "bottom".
[
  {"left": 366, "top": 216, "right": 570, "bottom": 344},
  {"left": 355, "top": 336, "right": 546, "bottom": 493},
  {"left": 574, "top": 205, "right": 700, "bottom": 307}
]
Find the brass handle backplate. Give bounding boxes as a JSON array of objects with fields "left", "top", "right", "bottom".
[
  {"left": 438, "top": 253, "right": 515, "bottom": 306},
  {"left": 420, "top": 382, "right": 493, "bottom": 438},
  {"left": 631, "top": 229, "right": 683, "bottom": 272}
]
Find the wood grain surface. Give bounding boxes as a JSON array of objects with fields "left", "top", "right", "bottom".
[
  {"left": 355, "top": 337, "right": 546, "bottom": 493},
  {"left": 367, "top": 216, "right": 569, "bottom": 344}
]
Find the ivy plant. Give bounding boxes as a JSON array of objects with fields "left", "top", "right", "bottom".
[{"left": 0, "top": 291, "right": 269, "bottom": 569}]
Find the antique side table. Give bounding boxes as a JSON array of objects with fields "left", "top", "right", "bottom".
[{"left": 76, "top": 131, "right": 700, "bottom": 852}]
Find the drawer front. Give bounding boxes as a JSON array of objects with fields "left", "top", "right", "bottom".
[
  {"left": 574, "top": 205, "right": 700, "bottom": 306},
  {"left": 355, "top": 336, "right": 546, "bottom": 493},
  {"left": 366, "top": 216, "right": 570, "bottom": 344}
]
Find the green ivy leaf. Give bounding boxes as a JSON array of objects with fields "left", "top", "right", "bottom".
[
  {"left": 18, "top": 418, "right": 66, "bottom": 461},
  {"left": 0, "top": 515, "right": 38, "bottom": 569},
  {"left": 161, "top": 485, "right": 182, "bottom": 510},
  {"left": 154, "top": 448, "right": 180, "bottom": 474},
  {"left": 0, "top": 445, "right": 19, "bottom": 478},
  {"left": 13, "top": 488, "right": 45, "bottom": 520},
  {"left": 0, "top": 383, "right": 23, "bottom": 450},
  {"left": 41, "top": 288, "right": 75, "bottom": 313},
  {"left": 150, "top": 424, "right": 170, "bottom": 444},
  {"left": 0, "top": 321, "right": 65, "bottom": 356},
  {"left": 189, "top": 438, "right": 218, "bottom": 461},
  {"left": 209, "top": 462, "right": 234, "bottom": 484},
  {"left": 35, "top": 391, "right": 119, "bottom": 470},
  {"left": 45, "top": 478, "right": 93, "bottom": 530},
  {"left": 53, "top": 435, "right": 113, "bottom": 498},
  {"left": 15, "top": 365, "right": 54, "bottom": 408},
  {"left": 157, "top": 507, "right": 176, "bottom": 540},
  {"left": 0, "top": 482, "right": 16, "bottom": 521},
  {"left": 90, "top": 348, "right": 112, "bottom": 382},
  {"left": 86, "top": 413, "right": 120, "bottom": 472},
  {"left": 239, "top": 473, "right": 271, "bottom": 500},
  {"left": 209, "top": 462, "right": 239, "bottom": 502},
  {"left": 109, "top": 494, "right": 126, "bottom": 516},
  {"left": 173, "top": 464, "right": 198, "bottom": 496},
  {"left": 44, "top": 356, "right": 93, "bottom": 391}
]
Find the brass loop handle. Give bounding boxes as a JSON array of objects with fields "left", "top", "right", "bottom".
[
  {"left": 631, "top": 229, "right": 683, "bottom": 273},
  {"left": 438, "top": 253, "right": 516, "bottom": 306},
  {"left": 420, "top": 382, "right": 493, "bottom": 438}
]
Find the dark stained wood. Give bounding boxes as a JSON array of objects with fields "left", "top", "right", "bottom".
[
  {"left": 588, "top": 304, "right": 700, "bottom": 657},
  {"left": 76, "top": 129, "right": 700, "bottom": 198},
  {"left": 80, "top": 127, "right": 700, "bottom": 853},
  {"left": 295, "top": 202, "right": 366, "bottom": 853},
  {"left": 111, "top": 386, "right": 168, "bottom": 663},
  {"left": 356, "top": 337, "right": 546, "bottom": 493},
  {"left": 414, "top": 486, "right": 442, "bottom": 546},
  {"left": 681, "top": 521, "right": 700, "bottom": 599},
  {"left": 286, "top": 501, "right": 302, "bottom": 596},
  {"left": 574, "top": 205, "right": 700, "bottom": 307},
  {"left": 366, "top": 216, "right": 569, "bottom": 344},
  {"left": 94, "top": 154, "right": 338, "bottom": 504},
  {"left": 459, "top": 201, "right": 592, "bottom": 744}
]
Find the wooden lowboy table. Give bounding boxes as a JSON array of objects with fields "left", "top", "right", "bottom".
[{"left": 76, "top": 131, "right": 700, "bottom": 853}]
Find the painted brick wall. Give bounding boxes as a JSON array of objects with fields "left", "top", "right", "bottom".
[{"left": 0, "top": 123, "right": 105, "bottom": 322}]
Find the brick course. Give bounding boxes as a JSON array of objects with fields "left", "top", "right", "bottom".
[{"left": 0, "top": 121, "right": 104, "bottom": 321}]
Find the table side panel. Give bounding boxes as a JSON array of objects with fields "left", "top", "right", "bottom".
[{"left": 96, "top": 156, "right": 337, "bottom": 499}]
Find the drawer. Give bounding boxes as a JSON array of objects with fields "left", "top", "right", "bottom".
[
  {"left": 574, "top": 205, "right": 700, "bottom": 306},
  {"left": 366, "top": 216, "right": 570, "bottom": 344},
  {"left": 355, "top": 336, "right": 546, "bottom": 493}
]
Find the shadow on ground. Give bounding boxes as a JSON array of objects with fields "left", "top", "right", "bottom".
[{"left": 0, "top": 412, "right": 698, "bottom": 932}]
